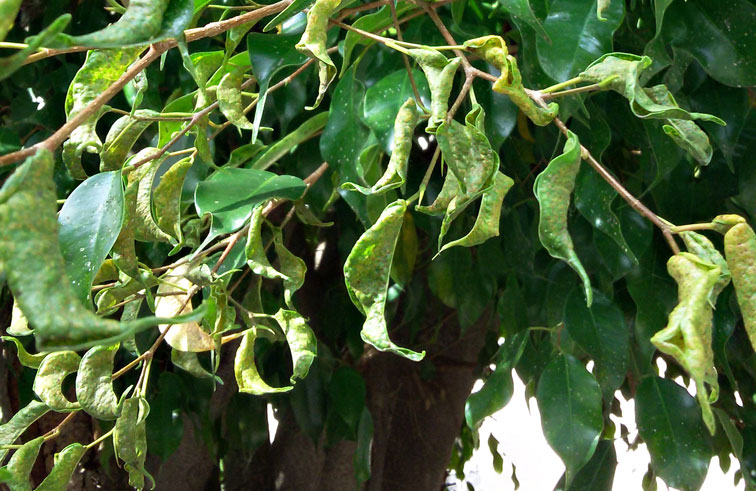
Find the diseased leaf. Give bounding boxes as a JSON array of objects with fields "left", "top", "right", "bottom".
[
  {"left": 153, "top": 156, "right": 193, "bottom": 244},
  {"left": 114, "top": 397, "right": 153, "bottom": 489},
  {"left": 155, "top": 265, "right": 214, "bottom": 352},
  {"left": 407, "top": 49, "right": 461, "bottom": 133},
  {"left": 63, "top": 48, "right": 142, "bottom": 179},
  {"left": 2, "top": 336, "right": 46, "bottom": 368},
  {"left": 7, "top": 299, "right": 32, "bottom": 336},
  {"left": 171, "top": 349, "right": 218, "bottom": 380},
  {"left": 273, "top": 229, "right": 306, "bottom": 309},
  {"left": 235, "top": 328, "right": 293, "bottom": 394},
  {"left": 264, "top": 0, "right": 313, "bottom": 32},
  {"left": 35, "top": 443, "right": 86, "bottom": 491},
  {"left": 681, "top": 231, "right": 730, "bottom": 304},
  {"left": 217, "top": 69, "right": 255, "bottom": 130},
  {"left": 1, "top": 436, "right": 44, "bottom": 491},
  {"left": 536, "top": 354, "right": 603, "bottom": 485},
  {"left": 76, "top": 343, "right": 121, "bottom": 420},
  {"left": 0, "top": 401, "right": 48, "bottom": 463},
  {"left": 0, "top": 0, "right": 22, "bottom": 42},
  {"left": 33, "top": 351, "right": 81, "bottom": 412},
  {"left": 274, "top": 309, "right": 316, "bottom": 383},
  {"left": 58, "top": 170, "right": 125, "bottom": 306},
  {"left": 597, "top": 0, "right": 611, "bottom": 20},
  {"left": 496, "top": 0, "right": 549, "bottom": 41},
  {"left": 344, "top": 200, "right": 425, "bottom": 361},
  {"left": 245, "top": 203, "right": 286, "bottom": 281},
  {"left": 296, "top": 0, "right": 342, "bottom": 109},
  {"left": 100, "top": 110, "right": 159, "bottom": 172},
  {"left": 534, "top": 131, "right": 592, "bottom": 306},
  {"left": 724, "top": 222, "right": 756, "bottom": 355}
]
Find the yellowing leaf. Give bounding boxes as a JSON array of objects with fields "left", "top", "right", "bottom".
[
  {"left": 296, "top": 0, "right": 342, "bottom": 109},
  {"left": 155, "top": 265, "right": 214, "bottom": 352}
]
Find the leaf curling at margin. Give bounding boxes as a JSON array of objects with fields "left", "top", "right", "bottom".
[
  {"left": 724, "top": 222, "right": 756, "bottom": 355},
  {"left": 8, "top": 299, "right": 32, "bottom": 336},
  {"left": 0, "top": 436, "right": 44, "bottom": 491},
  {"left": 680, "top": 231, "right": 730, "bottom": 305},
  {"left": 0, "top": 151, "right": 206, "bottom": 351},
  {"left": 62, "top": 48, "right": 143, "bottom": 179},
  {"left": 344, "top": 200, "right": 425, "bottom": 361},
  {"left": 273, "top": 229, "right": 307, "bottom": 309},
  {"left": 407, "top": 48, "right": 461, "bottom": 133},
  {"left": 217, "top": 69, "right": 256, "bottom": 130},
  {"left": 343, "top": 98, "right": 420, "bottom": 195},
  {"left": 246, "top": 204, "right": 288, "bottom": 281},
  {"left": 127, "top": 148, "right": 173, "bottom": 243},
  {"left": 75, "top": 343, "right": 121, "bottom": 420},
  {"left": 0, "top": 14, "right": 71, "bottom": 82},
  {"left": 273, "top": 309, "right": 316, "bottom": 383},
  {"left": 651, "top": 253, "right": 719, "bottom": 434},
  {"left": 579, "top": 53, "right": 726, "bottom": 125},
  {"left": 34, "top": 443, "right": 86, "bottom": 491},
  {"left": 533, "top": 131, "right": 592, "bottom": 306},
  {"left": 296, "top": 0, "right": 342, "bottom": 109},
  {"left": 1, "top": 336, "right": 46, "bottom": 368},
  {"left": 235, "top": 328, "right": 294, "bottom": 394},
  {"left": 32, "top": 351, "right": 81, "bottom": 412},
  {"left": 492, "top": 54, "right": 557, "bottom": 126},
  {"left": 0, "top": 401, "right": 48, "bottom": 463},
  {"left": 114, "top": 397, "right": 153, "bottom": 489},
  {"left": 439, "top": 171, "right": 514, "bottom": 253},
  {"left": 100, "top": 109, "right": 159, "bottom": 172},
  {"left": 153, "top": 156, "right": 193, "bottom": 245}
]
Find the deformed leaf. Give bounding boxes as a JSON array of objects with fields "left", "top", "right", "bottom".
[
  {"left": 274, "top": 309, "right": 316, "bottom": 383},
  {"left": 218, "top": 69, "right": 255, "bottom": 130},
  {"left": 155, "top": 265, "right": 214, "bottom": 352},
  {"left": 273, "top": 229, "right": 306, "bottom": 309},
  {"left": 114, "top": 397, "right": 153, "bottom": 489},
  {"left": 235, "top": 329, "right": 293, "bottom": 394},
  {"left": 408, "top": 49, "right": 461, "bottom": 133},
  {"left": 1, "top": 436, "right": 44, "bottom": 491},
  {"left": 0, "top": 401, "right": 48, "bottom": 463},
  {"left": 492, "top": 54, "right": 558, "bottom": 126},
  {"left": 2, "top": 336, "right": 46, "bottom": 368},
  {"left": 76, "top": 343, "right": 120, "bottom": 420},
  {"left": 63, "top": 48, "right": 142, "bottom": 179},
  {"left": 296, "top": 0, "right": 342, "bottom": 109},
  {"left": 597, "top": 0, "right": 611, "bottom": 20},
  {"left": 439, "top": 171, "right": 513, "bottom": 253},
  {"left": 8, "top": 299, "right": 32, "bottom": 336},
  {"left": 681, "top": 231, "right": 730, "bottom": 304},
  {"left": 344, "top": 200, "right": 425, "bottom": 361},
  {"left": 33, "top": 351, "right": 81, "bottom": 412},
  {"left": 534, "top": 131, "right": 592, "bottom": 306},
  {"left": 35, "top": 443, "right": 86, "bottom": 491},
  {"left": 724, "top": 222, "right": 756, "bottom": 355},
  {"left": 171, "top": 349, "right": 218, "bottom": 380},
  {"left": 246, "top": 204, "right": 286, "bottom": 280},
  {"left": 101, "top": 109, "right": 159, "bottom": 172},
  {"left": 127, "top": 148, "right": 172, "bottom": 243},
  {"left": 153, "top": 156, "right": 193, "bottom": 244}
]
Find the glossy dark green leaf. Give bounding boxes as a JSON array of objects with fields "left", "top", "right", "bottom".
[
  {"left": 76, "top": 343, "right": 120, "bottom": 420},
  {"left": 465, "top": 331, "right": 527, "bottom": 428},
  {"left": 328, "top": 367, "right": 366, "bottom": 431},
  {"left": 59, "top": 171, "right": 124, "bottom": 306},
  {"left": 35, "top": 443, "right": 86, "bottom": 491},
  {"left": 32, "top": 351, "right": 81, "bottom": 412},
  {"left": 248, "top": 33, "right": 308, "bottom": 142},
  {"left": 557, "top": 439, "right": 616, "bottom": 491},
  {"left": 0, "top": 401, "right": 48, "bottom": 463},
  {"left": 264, "top": 0, "right": 313, "bottom": 31},
  {"left": 252, "top": 112, "right": 329, "bottom": 171},
  {"left": 564, "top": 289, "right": 628, "bottom": 400},
  {"left": 344, "top": 200, "right": 424, "bottom": 361},
  {"left": 636, "top": 376, "right": 710, "bottom": 491},
  {"left": 194, "top": 168, "right": 306, "bottom": 247},
  {"left": 146, "top": 372, "right": 185, "bottom": 460},
  {"left": 497, "top": 0, "right": 549, "bottom": 41},
  {"left": 536, "top": 354, "right": 603, "bottom": 483},
  {"left": 354, "top": 407, "right": 373, "bottom": 484},
  {"left": 536, "top": 0, "right": 624, "bottom": 82}
]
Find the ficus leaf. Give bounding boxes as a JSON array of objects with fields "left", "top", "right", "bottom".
[
  {"left": 114, "top": 397, "right": 154, "bottom": 489},
  {"left": 1, "top": 436, "right": 44, "bottom": 491},
  {"left": 7, "top": 299, "right": 32, "bottom": 336},
  {"left": 296, "top": 0, "right": 342, "bottom": 109},
  {"left": 597, "top": 0, "right": 611, "bottom": 21},
  {"left": 33, "top": 351, "right": 81, "bottom": 412},
  {"left": 171, "top": 349, "right": 219, "bottom": 381},
  {"left": 724, "top": 222, "right": 756, "bottom": 355},
  {"left": 0, "top": 0, "right": 22, "bottom": 42},
  {"left": 0, "top": 14, "right": 71, "bottom": 82},
  {"left": 274, "top": 309, "right": 317, "bottom": 383},
  {"left": 681, "top": 231, "right": 730, "bottom": 305},
  {"left": 273, "top": 229, "right": 307, "bottom": 309},
  {"left": 344, "top": 199, "right": 425, "bottom": 361},
  {"left": 217, "top": 69, "right": 255, "bottom": 130},
  {"left": 407, "top": 48, "right": 461, "bottom": 133},
  {"left": 125, "top": 149, "right": 172, "bottom": 243},
  {"left": 235, "top": 328, "right": 294, "bottom": 394},
  {"left": 492, "top": 54, "right": 558, "bottom": 126},
  {"left": 76, "top": 343, "right": 121, "bottom": 420},
  {"left": 35, "top": 443, "right": 87, "bottom": 491},
  {"left": 0, "top": 401, "right": 49, "bottom": 463},
  {"left": 251, "top": 112, "right": 328, "bottom": 171},
  {"left": 246, "top": 203, "right": 287, "bottom": 281},
  {"left": 100, "top": 110, "right": 159, "bottom": 172},
  {"left": 153, "top": 156, "right": 193, "bottom": 244},
  {"left": 155, "top": 265, "right": 215, "bottom": 352},
  {"left": 1, "top": 336, "right": 46, "bottom": 368},
  {"left": 533, "top": 130, "right": 592, "bottom": 306}
]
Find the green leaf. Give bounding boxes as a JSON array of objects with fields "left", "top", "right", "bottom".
[
  {"left": 100, "top": 110, "right": 159, "bottom": 172},
  {"left": 63, "top": 48, "right": 142, "bottom": 179},
  {"left": 658, "top": 0, "right": 756, "bottom": 88},
  {"left": 328, "top": 367, "right": 366, "bottom": 431},
  {"left": 0, "top": 401, "right": 48, "bottom": 463},
  {"left": 32, "top": 351, "right": 81, "bottom": 412},
  {"left": 194, "top": 168, "right": 306, "bottom": 248},
  {"left": 407, "top": 49, "right": 461, "bottom": 133},
  {"left": 153, "top": 156, "right": 193, "bottom": 244},
  {"left": 534, "top": 130, "right": 592, "bottom": 306},
  {"left": 635, "top": 376, "right": 710, "bottom": 491},
  {"left": 274, "top": 309, "right": 317, "bottom": 383},
  {"left": 354, "top": 407, "right": 373, "bottom": 484},
  {"left": 0, "top": 0, "right": 22, "bottom": 42},
  {"left": 235, "top": 328, "right": 294, "bottom": 394},
  {"left": 1, "top": 336, "right": 46, "bottom": 368},
  {"left": 217, "top": 69, "right": 255, "bottom": 130},
  {"left": 465, "top": 331, "right": 527, "bottom": 428},
  {"left": 58, "top": 170, "right": 125, "bottom": 306},
  {"left": 76, "top": 343, "right": 120, "bottom": 420},
  {"left": 1, "top": 436, "right": 44, "bottom": 491},
  {"left": 171, "top": 349, "right": 218, "bottom": 380},
  {"left": 497, "top": 0, "right": 549, "bottom": 41},
  {"left": 114, "top": 397, "right": 153, "bottom": 489},
  {"left": 146, "top": 372, "right": 185, "bottom": 460},
  {"left": 564, "top": 289, "right": 628, "bottom": 400},
  {"left": 245, "top": 203, "right": 286, "bottom": 280},
  {"left": 248, "top": 33, "right": 308, "bottom": 143},
  {"left": 536, "top": 354, "right": 603, "bottom": 484},
  {"left": 557, "top": 439, "right": 616, "bottom": 490},
  {"left": 536, "top": 0, "right": 624, "bottom": 82},
  {"left": 264, "top": 0, "right": 313, "bottom": 32},
  {"left": 296, "top": 0, "right": 341, "bottom": 109},
  {"left": 252, "top": 112, "right": 328, "bottom": 171},
  {"left": 0, "top": 14, "right": 71, "bottom": 83},
  {"left": 35, "top": 443, "right": 86, "bottom": 491},
  {"left": 344, "top": 199, "right": 425, "bottom": 361},
  {"left": 273, "top": 229, "right": 307, "bottom": 309}
]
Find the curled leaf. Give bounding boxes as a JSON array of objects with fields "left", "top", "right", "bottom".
[
  {"left": 680, "top": 231, "right": 730, "bottom": 304},
  {"left": 1, "top": 436, "right": 44, "bottom": 491},
  {"left": 651, "top": 253, "right": 719, "bottom": 434},
  {"left": 597, "top": 0, "right": 611, "bottom": 20},
  {"left": 218, "top": 69, "right": 255, "bottom": 130},
  {"left": 724, "top": 222, "right": 756, "bottom": 355},
  {"left": 33, "top": 351, "right": 81, "bottom": 412},
  {"left": 408, "top": 49, "right": 461, "bottom": 133},
  {"left": 534, "top": 131, "right": 592, "bottom": 306},
  {"left": 114, "top": 397, "right": 153, "bottom": 489},
  {"left": 127, "top": 148, "right": 172, "bottom": 243},
  {"left": 35, "top": 443, "right": 86, "bottom": 491},
  {"left": 63, "top": 48, "right": 142, "bottom": 179},
  {"left": 153, "top": 156, "right": 193, "bottom": 244},
  {"left": 274, "top": 309, "right": 316, "bottom": 383},
  {"left": 155, "top": 265, "right": 214, "bottom": 352},
  {"left": 76, "top": 343, "right": 120, "bottom": 420},
  {"left": 273, "top": 229, "right": 307, "bottom": 309},
  {"left": 235, "top": 329, "right": 293, "bottom": 394},
  {"left": 712, "top": 214, "right": 747, "bottom": 234},
  {"left": 296, "top": 0, "right": 342, "bottom": 109},
  {"left": 344, "top": 200, "right": 425, "bottom": 361},
  {"left": 344, "top": 98, "right": 420, "bottom": 195},
  {"left": 463, "top": 35, "right": 508, "bottom": 71},
  {"left": 171, "top": 349, "right": 219, "bottom": 381},
  {"left": 100, "top": 109, "right": 159, "bottom": 172},
  {"left": 493, "top": 54, "right": 558, "bottom": 126},
  {"left": 1, "top": 336, "right": 46, "bottom": 368},
  {"left": 0, "top": 401, "right": 48, "bottom": 463},
  {"left": 246, "top": 204, "right": 287, "bottom": 281}
]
